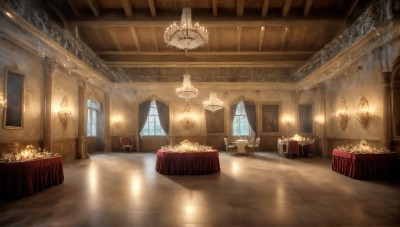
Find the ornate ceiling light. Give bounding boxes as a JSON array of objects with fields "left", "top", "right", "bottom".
[
  {"left": 164, "top": 7, "right": 208, "bottom": 52},
  {"left": 203, "top": 92, "right": 224, "bottom": 112},
  {"left": 176, "top": 73, "right": 198, "bottom": 101}
]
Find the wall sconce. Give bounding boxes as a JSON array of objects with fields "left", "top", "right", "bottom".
[
  {"left": 282, "top": 115, "right": 294, "bottom": 127},
  {"left": 58, "top": 96, "right": 72, "bottom": 130},
  {"left": 0, "top": 93, "right": 6, "bottom": 108},
  {"left": 179, "top": 104, "right": 196, "bottom": 130},
  {"left": 315, "top": 115, "right": 324, "bottom": 124},
  {"left": 336, "top": 97, "right": 348, "bottom": 131},
  {"left": 112, "top": 116, "right": 122, "bottom": 127},
  {"left": 357, "top": 95, "right": 370, "bottom": 129}
]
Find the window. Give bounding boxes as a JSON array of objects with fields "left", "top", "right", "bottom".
[
  {"left": 87, "top": 99, "right": 99, "bottom": 137},
  {"left": 141, "top": 100, "right": 166, "bottom": 136},
  {"left": 232, "top": 101, "right": 251, "bottom": 136}
]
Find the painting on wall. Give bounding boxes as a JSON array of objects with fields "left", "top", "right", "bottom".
[
  {"left": 262, "top": 104, "right": 279, "bottom": 133},
  {"left": 3, "top": 68, "right": 24, "bottom": 129},
  {"left": 206, "top": 108, "right": 224, "bottom": 133},
  {"left": 299, "top": 104, "right": 313, "bottom": 134}
]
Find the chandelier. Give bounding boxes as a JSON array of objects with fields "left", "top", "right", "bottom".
[
  {"left": 203, "top": 92, "right": 224, "bottom": 112},
  {"left": 176, "top": 73, "right": 198, "bottom": 101},
  {"left": 164, "top": 7, "right": 208, "bottom": 51}
]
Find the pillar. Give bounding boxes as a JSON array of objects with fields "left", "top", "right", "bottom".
[
  {"left": 43, "top": 57, "right": 57, "bottom": 151},
  {"left": 382, "top": 72, "right": 392, "bottom": 150},
  {"left": 104, "top": 91, "right": 111, "bottom": 152},
  {"left": 318, "top": 83, "right": 329, "bottom": 157},
  {"left": 77, "top": 79, "right": 88, "bottom": 159}
]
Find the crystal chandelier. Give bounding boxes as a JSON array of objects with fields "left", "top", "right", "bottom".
[
  {"left": 164, "top": 7, "right": 208, "bottom": 51},
  {"left": 203, "top": 92, "right": 224, "bottom": 112},
  {"left": 176, "top": 73, "right": 198, "bottom": 101}
]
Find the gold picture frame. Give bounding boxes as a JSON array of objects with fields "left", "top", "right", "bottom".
[{"left": 3, "top": 68, "right": 24, "bottom": 129}]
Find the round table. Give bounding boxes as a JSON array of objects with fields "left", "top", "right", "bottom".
[{"left": 156, "top": 150, "right": 220, "bottom": 175}]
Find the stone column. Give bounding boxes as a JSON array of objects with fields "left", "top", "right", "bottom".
[
  {"left": 104, "top": 91, "right": 111, "bottom": 152},
  {"left": 43, "top": 58, "right": 57, "bottom": 151},
  {"left": 77, "top": 79, "right": 88, "bottom": 159},
  {"left": 318, "top": 83, "right": 329, "bottom": 157},
  {"left": 291, "top": 91, "right": 299, "bottom": 135},
  {"left": 382, "top": 72, "right": 392, "bottom": 150}
]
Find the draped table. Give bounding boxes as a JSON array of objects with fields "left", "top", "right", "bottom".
[
  {"left": 156, "top": 150, "right": 220, "bottom": 175},
  {"left": 331, "top": 149, "right": 398, "bottom": 179},
  {"left": 0, "top": 156, "right": 64, "bottom": 200}
]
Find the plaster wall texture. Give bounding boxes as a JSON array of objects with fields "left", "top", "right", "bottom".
[
  {"left": 0, "top": 38, "right": 43, "bottom": 142},
  {"left": 52, "top": 69, "right": 78, "bottom": 139},
  {"left": 110, "top": 89, "right": 136, "bottom": 136},
  {"left": 325, "top": 54, "right": 384, "bottom": 140}
]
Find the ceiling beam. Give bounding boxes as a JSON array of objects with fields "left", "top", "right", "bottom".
[
  {"left": 106, "top": 61, "right": 306, "bottom": 68},
  {"left": 71, "top": 18, "right": 346, "bottom": 28},
  {"left": 129, "top": 27, "right": 141, "bottom": 52},
  {"left": 95, "top": 51, "right": 315, "bottom": 56},
  {"left": 282, "top": 0, "right": 292, "bottom": 16},
  {"left": 148, "top": 0, "right": 157, "bottom": 17},
  {"left": 212, "top": 0, "right": 218, "bottom": 16},
  {"left": 66, "top": 0, "right": 83, "bottom": 19},
  {"left": 304, "top": 0, "right": 313, "bottom": 17},
  {"left": 87, "top": 0, "right": 100, "bottom": 18},
  {"left": 237, "top": 0, "right": 244, "bottom": 17},
  {"left": 109, "top": 31, "right": 122, "bottom": 51},
  {"left": 258, "top": 27, "right": 265, "bottom": 52},
  {"left": 236, "top": 27, "right": 241, "bottom": 52},
  {"left": 261, "top": 0, "right": 270, "bottom": 17},
  {"left": 121, "top": 0, "right": 132, "bottom": 18},
  {"left": 345, "top": 0, "right": 359, "bottom": 18},
  {"left": 280, "top": 27, "right": 290, "bottom": 50}
]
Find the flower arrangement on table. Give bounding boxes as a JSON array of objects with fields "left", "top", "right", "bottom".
[
  {"left": 337, "top": 140, "right": 390, "bottom": 154},
  {"left": 1, "top": 144, "right": 59, "bottom": 162},
  {"left": 161, "top": 140, "right": 214, "bottom": 153}
]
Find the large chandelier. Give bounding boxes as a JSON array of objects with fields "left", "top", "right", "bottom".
[
  {"left": 164, "top": 7, "right": 208, "bottom": 51},
  {"left": 176, "top": 73, "right": 198, "bottom": 101},
  {"left": 203, "top": 92, "right": 224, "bottom": 112}
]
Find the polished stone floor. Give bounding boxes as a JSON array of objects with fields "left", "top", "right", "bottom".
[{"left": 1, "top": 152, "right": 399, "bottom": 226}]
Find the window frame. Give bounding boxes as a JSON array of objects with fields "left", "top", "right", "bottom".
[
  {"left": 86, "top": 99, "right": 99, "bottom": 137},
  {"left": 232, "top": 101, "right": 251, "bottom": 136},
  {"left": 140, "top": 100, "right": 166, "bottom": 136}
]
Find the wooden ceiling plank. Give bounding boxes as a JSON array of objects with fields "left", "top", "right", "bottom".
[
  {"left": 282, "top": 0, "right": 292, "bottom": 16},
  {"left": 258, "top": 27, "right": 265, "bottom": 52},
  {"left": 148, "top": 0, "right": 157, "bottom": 17},
  {"left": 66, "top": 0, "right": 83, "bottom": 19},
  {"left": 109, "top": 30, "right": 122, "bottom": 51},
  {"left": 72, "top": 19, "right": 346, "bottom": 28},
  {"left": 121, "top": 0, "right": 133, "bottom": 18},
  {"left": 303, "top": 0, "right": 313, "bottom": 17},
  {"left": 237, "top": 0, "right": 244, "bottom": 17},
  {"left": 96, "top": 51, "right": 315, "bottom": 56},
  {"left": 215, "top": 28, "right": 220, "bottom": 52},
  {"left": 261, "top": 0, "right": 270, "bottom": 17},
  {"left": 280, "top": 27, "right": 290, "bottom": 50},
  {"left": 87, "top": 0, "right": 100, "bottom": 18},
  {"left": 106, "top": 61, "right": 306, "bottom": 68},
  {"left": 151, "top": 27, "right": 159, "bottom": 52},
  {"left": 236, "top": 27, "right": 241, "bottom": 52},
  {"left": 345, "top": 0, "right": 360, "bottom": 18},
  {"left": 212, "top": 0, "right": 218, "bottom": 16},
  {"left": 130, "top": 27, "right": 141, "bottom": 52}
]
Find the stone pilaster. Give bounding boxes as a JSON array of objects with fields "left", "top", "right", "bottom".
[
  {"left": 382, "top": 72, "right": 392, "bottom": 150},
  {"left": 43, "top": 57, "right": 57, "bottom": 151},
  {"left": 104, "top": 91, "right": 111, "bottom": 152},
  {"left": 77, "top": 79, "right": 88, "bottom": 159},
  {"left": 318, "top": 83, "right": 329, "bottom": 157}
]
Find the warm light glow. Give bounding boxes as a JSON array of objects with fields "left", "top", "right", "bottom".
[
  {"left": 282, "top": 115, "right": 294, "bottom": 125},
  {"left": 315, "top": 115, "right": 324, "bottom": 124},
  {"left": 185, "top": 204, "right": 196, "bottom": 215},
  {"left": 112, "top": 116, "right": 122, "bottom": 126},
  {"left": 337, "top": 97, "right": 349, "bottom": 131},
  {"left": 58, "top": 96, "right": 72, "bottom": 130},
  {"left": 5, "top": 12, "right": 12, "bottom": 18},
  {"left": 164, "top": 7, "right": 208, "bottom": 51},
  {"left": 231, "top": 161, "right": 240, "bottom": 174},
  {"left": 0, "top": 93, "right": 6, "bottom": 108},
  {"left": 357, "top": 95, "right": 370, "bottom": 129},
  {"left": 176, "top": 74, "right": 198, "bottom": 101},
  {"left": 179, "top": 104, "right": 196, "bottom": 130}
]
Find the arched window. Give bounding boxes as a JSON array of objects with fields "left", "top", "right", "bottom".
[
  {"left": 141, "top": 100, "right": 166, "bottom": 136},
  {"left": 232, "top": 101, "right": 251, "bottom": 136},
  {"left": 87, "top": 99, "right": 99, "bottom": 137}
]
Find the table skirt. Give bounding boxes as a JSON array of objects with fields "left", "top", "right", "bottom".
[
  {"left": 0, "top": 157, "right": 64, "bottom": 200},
  {"left": 331, "top": 149, "right": 398, "bottom": 179},
  {"left": 156, "top": 150, "right": 220, "bottom": 175}
]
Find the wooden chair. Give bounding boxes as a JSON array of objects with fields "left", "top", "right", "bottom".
[
  {"left": 120, "top": 136, "right": 134, "bottom": 152},
  {"left": 246, "top": 137, "right": 260, "bottom": 154},
  {"left": 288, "top": 140, "right": 299, "bottom": 158}
]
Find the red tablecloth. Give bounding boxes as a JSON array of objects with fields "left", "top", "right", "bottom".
[
  {"left": 331, "top": 149, "right": 398, "bottom": 179},
  {"left": 156, "top": 150, "right": 220, "bottom": 175},
  {"left": 0, "top": 157, "right": 64, "bottom": 200}
]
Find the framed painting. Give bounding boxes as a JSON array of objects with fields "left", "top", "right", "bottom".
[
  {"left": 205, "top": 108, "right": 224, "bottom": 133},
  {"left": 299, "top": 104, "right": 313, "bottom": 134},
  {"left": 3, "top": 68, "right": 24, "bottom": 129},
  {"left": 262, "top": 104, "right": 279, "bottom": 133}
]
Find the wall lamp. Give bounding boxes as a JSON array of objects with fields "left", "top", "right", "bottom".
[
  {"left": 336, "top": 97, "right": 348, "bottom": 131},
  {"left": 58, "top": 96, "right": 72, "bottom": 130},
  {"left": 357, "top": 95, "right": 370, "bottom": 129},
  {"left": 0, "top": 93, "right": 6, "bottom": 108},
  {"left": 282, "top": 115, "right": 294, "bottom": 127}
]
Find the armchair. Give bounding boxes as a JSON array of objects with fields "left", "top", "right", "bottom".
[{"left": 120, "top": 136, "right": 134, "bottom": 152}]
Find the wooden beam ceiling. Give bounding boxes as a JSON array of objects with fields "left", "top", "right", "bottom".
[
  {"left": 282, "top": 0, "right": 292, "bottom": 16},
  {"left": 304, "top": 0, "right": 313, "bottom": 17},
  {"left": 237, "top": 0, "right": 244, "bottom": 17},
  {"left": 261, "top": 0, "right": 270, "bottom": 18},
  {"left": 87, "top": 0, "right": 100, "bottom": 18},
  {"left": 148, "top": 0, "right": 157, "bottom": 17},
  {"left": 121, "top": 0, "right": 132, "bottom": 18},
  {"left": 212, "top": 0, "right": 218, "bottom": 16}
]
